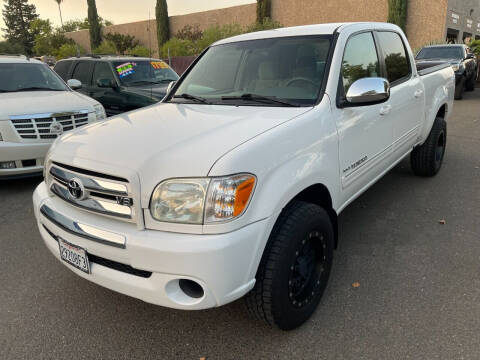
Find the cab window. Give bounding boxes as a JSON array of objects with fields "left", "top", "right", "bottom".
[
  {"left": 93, "top": 62, "right": 115, "bottom": 86},
  {"left": 376, "top": 31, "right": 410, "bottom": 84},
  {"left": 341, "top": 32, "right": 380, "bottom": 93}
]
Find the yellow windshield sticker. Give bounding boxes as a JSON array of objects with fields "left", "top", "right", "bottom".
[{"left": 151, "top": 61, "right": 169, "bottom": 69}]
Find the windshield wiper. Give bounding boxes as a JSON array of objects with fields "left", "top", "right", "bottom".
[
  {"left": 221, "top": 93, "right": 298, "bottom": 107},
  {"left": 128, "top": 80, "right": 158, "bottom": 85},
  {"left": 173, "top": 93, "right": 210, "bottom": 104},
  {"left": 14, "top": 87, "right": 64, "bottom": 92}
]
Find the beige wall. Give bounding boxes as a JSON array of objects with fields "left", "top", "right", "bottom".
[{"left": 65, "top": 0, "right": 448, "bottom": 57}]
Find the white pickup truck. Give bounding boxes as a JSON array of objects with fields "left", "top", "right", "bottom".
[{"left": 33, "top": 22, "right": 454, "bottom": 330}]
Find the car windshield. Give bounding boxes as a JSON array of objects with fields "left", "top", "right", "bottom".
[
  {"left": 170, "top": 36, "right": 332, "bottom": 106},
  {"left": 416, "top": 47, "right": 464, "bottom": 60},
  {"left": 0, "top": 63, "right": 67, "bottom": 92},
  {"left": 112, "top": 60, "right": 179, "bottom": 86}
]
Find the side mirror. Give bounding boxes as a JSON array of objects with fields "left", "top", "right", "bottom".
[
  {"left": 166, "top": 80, "right": 176, "bottom": 95},
  {"left": 346, "top": 77, "right": 390, "bottom": 105},
  {"left": 466, "top": 53, "right": 476, "bottom": 59},
  {"left": 67, "top": 79, "right": 82, "bottom": 90},
  {"left": 97, "top": 78, "right": 116, "bottom": 88}
]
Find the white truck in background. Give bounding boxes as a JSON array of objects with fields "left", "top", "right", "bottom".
[
  {"left": 0, "top": 56, "right": 106, "bottom": 179},
  {"left": 33, "top": 22, "right": 454, "bottom": 330}
]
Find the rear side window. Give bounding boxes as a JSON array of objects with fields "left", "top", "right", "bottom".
[
  {"left": 92, "top": 62, "right": 115, "bottom": 85},
  {"left": 71, "top": 62, "right": 93, "bottom": 85},
  {"left": 53, "top": 61, "right": 71, "bottom": 81},
  {"left": 341, "top": 32, "right": 380, "bottom": 93},
  {"left": 376, "top": 31, "right": 410, "bottom": 84}
]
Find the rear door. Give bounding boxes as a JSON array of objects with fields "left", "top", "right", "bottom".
[
  {"left": 375, "top": 31, "right": 423, "bottom": 160},
  {"left": 70, "top": 61, "right": 94, "bottom": 96},
  {"left": 334, "top": 31, "right": 393, "bottom": 200}
]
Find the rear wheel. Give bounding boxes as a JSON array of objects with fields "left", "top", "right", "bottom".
[
  {"left": 411, "top": 116, "right": 447, "bottom": 177},
  {"left": 245, "top": 201, "right": 334, "bottom": 330},
  {"left": 454, "top": 76, "right": 465, "bottom": 99}
]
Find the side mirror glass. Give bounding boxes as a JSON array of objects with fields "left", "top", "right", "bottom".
[
  {"left": 166, "top": 80, "right": 176, "bottom": 95},
  {"left": 67, "top": 79, "right": 82, "bottom": 90},
  {"left": 346, "top": 77, "right": 390, "bottom": 105},
  {"left": 97, "top": 78, "right": 116, "bottom": 88}
]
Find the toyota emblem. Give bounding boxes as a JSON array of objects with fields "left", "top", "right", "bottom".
[{"left": 67, "top": 178, "right": 86, "bottom": 200}]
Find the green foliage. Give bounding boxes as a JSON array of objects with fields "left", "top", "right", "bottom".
[
  {"left": 0, "top": 40, "right": 24, "bottom": 54},
  {"left": 195, "top": 23, "right": 243, "bottom": 52},
  {"left": 256, "top": 0, "right": 271, "bottom": 23},
  {"left": 156, "top": 0, "right": 169, "bottom": 48},
  {"left": 56, "top": 43, "right": 84, "bottom": 59},
  {"left": 125, "top": 45, "right": 151, "bottom": 57},
  {"left": 87, "top": 0, "right": 102, "bottom": 49},
  {"left": 62, "top": 17, "right": 113, "bottom": 33},
  {"left": 2, "top": 0, "right": 39, "bottom": 55},
  {"left": 388, "top": 0, "right": 408, "bottom": 32},
  {"left": 175, "top": 24, "right": 202, "bottom": 41},
  {"left": 161, "top": 38, "right": 196, "bottom": 57},
  {"left": 469, "top": 40, "right": 480, "bottom": 55},
  {"left": 29, "top": 18, "right": 73, "bottom": 57},
  {"left": 246, "top": 17, "right": 281, "bottom": 33},
  {"left": 92, "top": 40, "right": 117, "bottom": 55},
  {"left": 104, "top": 33, "right": 139, "bottom": 54}
]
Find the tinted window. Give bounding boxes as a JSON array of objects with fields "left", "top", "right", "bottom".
[
  {"left": 342, "top": 32, "right": 380, "bottom": 93},
  {"left": 53, "top": 60, "right": 71, "bottom": 81},
  {"left": 71, "top": 62, "right": 92, "bottom": 85},
  {"left": 377, "top": 32, "right": 410, "bottom": 83},
  {"left": 112, "top": 60, "right": 179, "bottom": 86},
  {"left": 172, "top": 36, "right": 332, "bottom": 106},
  {"left": 92, "top": 62, "right": 114, "bottom": 85},
  {"left": 416, "top": 46, "right": 464, "bottom": 60},
  {"left": 0, "top": 63, "right": 67, "bottom": 92}
]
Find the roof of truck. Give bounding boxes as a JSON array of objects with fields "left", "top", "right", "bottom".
[{"left": 214, "top": 22, "right": 401, "bottom": 46}]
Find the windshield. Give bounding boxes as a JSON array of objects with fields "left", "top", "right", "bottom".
[
  {"left": 113, "top": 60, "right": 179, "bottom": 86},
  {"left": 416, "top": 47, "right": 464, "bottom": 60},
  {"left": 0, "top": 63, "right": 68, "bottom": 92},
  {"left": 170, "top": 36, "right": 332, "bottom": 106}
]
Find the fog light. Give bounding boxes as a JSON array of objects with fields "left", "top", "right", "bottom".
[{"left": 0, "top": 161, "right": 16, "bottom": 169}]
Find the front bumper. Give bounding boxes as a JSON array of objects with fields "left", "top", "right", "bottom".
[
  {"left": 33, "top": 182, "right": 271, "bottom": 310},
  {"left": 0, "top": 141, "right": 50, "bottom": 178}
]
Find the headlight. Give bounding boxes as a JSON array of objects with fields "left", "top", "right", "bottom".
[
  {"left": 150, "top": 174, "right": 256, "bottom": 224},
  {"left": 94, "top": 104, "right": 106, "bottom": 120}
]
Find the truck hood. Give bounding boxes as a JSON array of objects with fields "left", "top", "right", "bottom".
[
  {"left": 50, "top": 103, "right": 311, "bottom": 198},
  {"left": 0, "top": 91, "right": 96, "bottom": 119}
]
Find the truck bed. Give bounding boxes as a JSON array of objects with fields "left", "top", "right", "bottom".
[{"left": 416, "top": 61, "right": 451, "bottom": 76}]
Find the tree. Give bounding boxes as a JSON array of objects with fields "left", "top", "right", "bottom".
[
  {"left": 0, "top": 40, "right": 24, "bottom": 54},
  {"left": 256, "top": 0, "right": 271, "bottom": 24},
  {"left": 103, "top": 32, "right": 139, "bottom": 54},
  {"left": 388, "top": 0, "right": 408, "bottom": 32},
  {"left": 30, "top": 18, "right": 74, "bottom": 56},
  {"left": 54, "top": 0, "right": 63, "bottom": 27},
  {"left": 2, "top": 0, "right": 39, "bottom": 55},
  {"left": 87, "top": 0, "right": 101, "bottom": 49},
  {"left": 62, "top": 17, "right": 112, "bottom": 33},
  {"left": 156, "top": 0, "right": 169, "bottom": 49}
]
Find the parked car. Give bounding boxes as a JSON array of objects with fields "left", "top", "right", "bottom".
[
  {"left": 53, "top": 56, "right": 180, "bottom": 116},
  {"left": 33, "top": 22, "right": 454, "bottom": 330},
  {"left": 416, "top": 44, "right": 477, "bottom": 99},
  {"left": 0, "top": 55, "right": 106, "bottom": 179}
]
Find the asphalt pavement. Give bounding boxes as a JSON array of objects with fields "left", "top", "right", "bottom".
[{"left": 1, "top": 90, "right": 479, "bottom": 360}]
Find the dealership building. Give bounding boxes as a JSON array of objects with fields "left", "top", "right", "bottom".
[{"left": 66, "top": 0, "right": 480, "bottom": 55}]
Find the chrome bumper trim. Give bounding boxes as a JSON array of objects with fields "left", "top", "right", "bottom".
[{"left": 40, "top": 204, "right": 126, "bottom": 248}]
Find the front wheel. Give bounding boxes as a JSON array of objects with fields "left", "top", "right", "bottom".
[
  {"left": 245, "top": 201, "right": 334, "bottom": 330},
  {"left": 411, "top": 116, "right": 447, "bottom": 177},
  {"left": 454, "top": 76, "right": 465, "bottom": 99}
]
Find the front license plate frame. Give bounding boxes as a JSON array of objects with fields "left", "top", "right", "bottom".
[{"left": 58, "top": 237, "right": 90, "bottom": 274}]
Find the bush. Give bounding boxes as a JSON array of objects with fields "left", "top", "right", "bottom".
[
  {"left": 104, "top": 33, "right": 139, "bottom": 54},
  {"left": 57, "top": 43, "right": 84, "bottom": 59},
  {"left": 125, "top": 45, "right": 151, "bottom": 57},
  {"left": 246, "top": 18, "right": 282, "bottom": 33},
  {"left": 161, "top": 38, "right": 197, "bottom": 57},
  {"left": 195, "top": 24, "right": 243, "bottom": 52},
  {"left": 93, "top": 40, "right": 117, "bottom": 55},
  {"left": 175, "top": 24, "right": 203, "bottom": 41},
  {"left": 469, "top": 40, "right": 480, "bottom": 55}
]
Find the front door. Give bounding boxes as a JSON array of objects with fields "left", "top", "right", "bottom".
[
  {"left": 334, "top": 31, "right": 394, "bottom": 203},
  {"left": 90, "top": 62, "right": 122, "bottom": 116}
]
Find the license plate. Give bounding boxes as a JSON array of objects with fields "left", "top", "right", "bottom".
[{"left": 58, "top": 238, "right": 90, "bottom": 274}]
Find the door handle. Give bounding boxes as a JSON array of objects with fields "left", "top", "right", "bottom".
[
  {"left": 379, "top": 105, "right": 392, "bottom": 116},
  {"left": 414, "top": 89, "right": 424, "bottom": 98}
]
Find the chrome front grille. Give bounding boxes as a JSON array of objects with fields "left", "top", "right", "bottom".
[
  {"left": 48, "top": 162, "right": 135, "bottom": 222},
  {"left": 10, "top": 111, "right": 90, "bottom": 140}
]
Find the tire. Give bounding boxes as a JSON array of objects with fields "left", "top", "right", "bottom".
[
  {"left": 245, "top": 201, "right": 334, "bottom": 330},
  {"left": 466, "top": 74, "right": 476, "bottom": 92},
  {"left": 411, "top": 116, "right": 447, "bottom": 177},
  {"left": 454, "top": 76, "right": 465, "bottom": 99}
]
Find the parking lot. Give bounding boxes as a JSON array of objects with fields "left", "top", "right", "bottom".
[{"left": 1, "top": 89, "right": 479, "bottom": 359}]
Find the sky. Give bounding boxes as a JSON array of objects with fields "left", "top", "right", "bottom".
[{"left": 0, "top": 0, "right": 256, "bottom": 39}]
